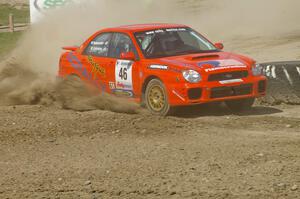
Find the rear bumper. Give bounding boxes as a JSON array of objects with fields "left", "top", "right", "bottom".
[{"left": 167, "top": 76, "right": 267, "bottom": 106}]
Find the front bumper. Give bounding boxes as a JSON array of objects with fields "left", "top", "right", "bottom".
[{"left": 168, "top": 76, "right": 267, "bottom": 106}]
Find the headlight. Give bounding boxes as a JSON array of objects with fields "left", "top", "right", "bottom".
[
  {"left": 252, "top": 63, "right": 263, "bottom": 76},
  {"left": 182, "top": 70, "right": 202, "bottom": 83}
]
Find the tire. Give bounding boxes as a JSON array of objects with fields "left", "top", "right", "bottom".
[
  {"left": 225, "top": 98, "right": 255, "bottom": 112},
  {"left": 145, "top": 79, "right": 172, "bottom": 116}
]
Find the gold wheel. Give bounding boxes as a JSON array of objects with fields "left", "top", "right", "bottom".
[
  {"left": 145, "top": 79, "right": 172, "bottom": 116},
  {"left": 147, "top": 85, "right": 166, "bottom": 112}
]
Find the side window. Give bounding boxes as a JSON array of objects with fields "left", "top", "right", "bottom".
[
  {"left": 109, "top": 33, "right": 138, "bottom": 59},
  {"left": 84, "top": 33, "right": 112, "bottom": 57}
]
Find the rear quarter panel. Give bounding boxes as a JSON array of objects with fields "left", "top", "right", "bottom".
[{"left": 59, "top": 51, "right": 86, "bottom": 80}]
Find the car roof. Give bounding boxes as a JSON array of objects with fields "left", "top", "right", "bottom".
[{"left": 103, "top": 23, "right": 189, "bottom": 33}]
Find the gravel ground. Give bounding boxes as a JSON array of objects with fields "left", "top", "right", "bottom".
[
  {"left": 0, "top": 103, "right": 299, "bottom": 199},
  {"left": 0, "top": 1, "right": 299, "bottom": 198}
]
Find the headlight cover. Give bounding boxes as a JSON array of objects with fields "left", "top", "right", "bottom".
[
  {"left": 182, "top": 70, "right": 202, "bottom": 83},
  {"left": 252, "top": 63, "right": 263, "bottom": 76}
]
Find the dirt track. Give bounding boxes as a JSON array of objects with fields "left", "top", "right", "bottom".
[
  {"left": 1, "top": 1, "right": 300, "bottom": 198},
  {"left": 0, "top": 103, "right": 299, "bottom": 199}
]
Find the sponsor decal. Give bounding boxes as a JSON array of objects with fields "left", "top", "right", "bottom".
[
  {"left": 148, "top": 65, "right": 168, "bottom": 70},
  {"left": 219, "top": 79, "right": 244, "bottom": 84},
  {"left": 166, "top": 28, "right": 187, "bottom": 32},
  {"left": 34, "top": 0, "right": 72, "bottom": 13},
  {"left": 66, "top": 52, "right": 106, "bottom": 91},
  {"left": 116, "top": 82, "right": 132, "bottom": 90},
  {"left": 87, "top": 56, "right": 106, "bottom": 78},
  {"left": 198, "top": 59, "right": 246, "bottom": 70},
  {"left": 205, "top": 65, "right": 247, "bottom": 72},
  {"left": 109, "top": 82, "right": 115, "bottom": 90},
  {"left": 67, "top": 52, "right": 83, "bottom": 70},
  {"left": 112, "top": 89, "right": 134, "bottom": 98},
  {"left": 145, "top": 28, "right": 187, "bottom": 35},
  {"left": 91, "top": 41, "right": 106, "bottom": 46},
  {"left": 31, "top": 0, "right": 85, "bottom": 23},
  {"left": 146, "top": 29, "right": 164, "bottom": 35},
  {"left": 31, "top": 0, "right": 78, "bottom": 23}
]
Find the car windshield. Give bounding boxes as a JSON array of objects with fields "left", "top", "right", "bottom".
[{"left": 134, "top": 28, "right": 218, "bottom": 58}]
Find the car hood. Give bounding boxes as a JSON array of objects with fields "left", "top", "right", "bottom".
[{"left": 159, "top": 51, "right": 254, "bottom": 73}]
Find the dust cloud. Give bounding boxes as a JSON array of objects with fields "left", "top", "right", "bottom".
[
  {"left": 56, "top": 75, "right": 140, "bottom": 113},
  {"left": 0, "top": 60, "right": 55, "bottom": 105},
  {"left": 194, "top": 0, "right": 300, "bottom": 40},
  {"left": 0, "top": 0, "right": 299, "bottom": 110}
]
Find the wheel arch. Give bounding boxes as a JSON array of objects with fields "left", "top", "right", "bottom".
[
  {"left": 141, "top": 75, "right": 173, "bottom": 116},
  {"left": 140, "top": 75, "right": 164, "bottom": 105},
  {"left": 141, "top": 75, "right": 163, "bottom": 95}
]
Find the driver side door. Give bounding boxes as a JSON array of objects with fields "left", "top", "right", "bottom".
[{"left": 107, "top": 32, "right": 141, "bottom": 98}]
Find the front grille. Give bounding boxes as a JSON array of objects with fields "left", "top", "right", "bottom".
[
  {"left": 258, "top": 80, "right": 266, "bottom": 93},
  {"left": 211, "top": 84, "right": 253, "bottom": 99},
  {"left": 188, "top": 88, "right": 202, "bottom": 100},
  {"left": 208, "top": 71, "right": 248, "bottom": 82}
]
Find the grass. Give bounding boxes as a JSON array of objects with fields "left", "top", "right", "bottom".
[
  {"left": 0, "top": 4, "right": 29, "bottom": 58},
  {"left": 0, "top": 4, "right": 29, "bottom": 25},
  {"left": 0, "top": 32, "right": 23, "bottom": 58}
]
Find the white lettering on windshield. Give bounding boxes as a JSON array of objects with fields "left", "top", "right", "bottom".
[
  {"left": 145, "top": 29, "right": 164, "bottom": 35},
  {"left": 166, "top": 28, "right": 187, "bottom": 32}
]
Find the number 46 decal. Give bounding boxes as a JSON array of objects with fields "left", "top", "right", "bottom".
[
  {"left": 119, "top": 67, "right": 128, "bottom": 80},
  {"left": 115, "top": 60, "right": 133, "bottom": 90}
]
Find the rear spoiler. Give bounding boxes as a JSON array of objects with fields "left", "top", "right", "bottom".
[{"left": 62, "top": 46, "right": 79, "bottom": 51}]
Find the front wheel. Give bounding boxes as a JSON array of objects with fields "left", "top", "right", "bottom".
[
  {"left": 225, "top": 98, "right": 255, "bottom": 112},
  {"left": 145, "top": 79, "right": 172, "bottom": 116}
]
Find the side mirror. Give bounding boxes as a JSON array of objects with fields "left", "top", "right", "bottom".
[
  {"left": 62, "top": 46, "right": 79, "bottom": 51},
  {"left": 214, "top": 43, "right": 224, "bottom": 50},
  {"left": 120, "top": 51, "right": 136, "bottom": 61}
]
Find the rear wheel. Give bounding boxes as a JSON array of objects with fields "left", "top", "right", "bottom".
[
  {"left": 225, "top": 98, "right": 255, "bottom": 112},
  {"left": 145, "top": 79, "right": 172, "bottom": 116}
]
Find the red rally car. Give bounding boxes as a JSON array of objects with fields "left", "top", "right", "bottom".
[{"left": 58, "top": 23, "right": 267, "bottom": 115}]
